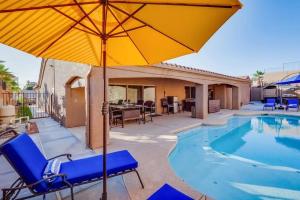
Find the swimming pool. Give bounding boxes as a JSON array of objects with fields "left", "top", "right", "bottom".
[{"left": 169, "top": 115, "right": 300, "bottom": 200}]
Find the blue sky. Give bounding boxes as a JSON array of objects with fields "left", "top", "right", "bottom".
[{"left": 1, "top": 0, "right": 300, "bottom": 87}]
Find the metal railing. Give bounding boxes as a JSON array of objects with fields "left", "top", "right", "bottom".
[{"left": 1, "top": 92, "right": 50, "bottom": 119}]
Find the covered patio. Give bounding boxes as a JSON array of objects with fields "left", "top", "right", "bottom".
[{"left": 79, "top": 63, "right": 251, "bottom": 149}]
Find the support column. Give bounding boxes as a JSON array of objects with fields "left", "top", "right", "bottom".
[
  {"left": 214, "top": 85, "right": 227, "bottom": 109},
  {"left": 232, "top": 86, "right": 241, "bottom": 110},
  {"left": 195, "top": 84, "right": 208, "bottom": 119},
  {"left": 86, "top": 67, "right": 109, "bottom": 149}
]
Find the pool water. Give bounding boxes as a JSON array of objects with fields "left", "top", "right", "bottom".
[{"left": 169, "top": 115, "right": 300, "bottom": 200}]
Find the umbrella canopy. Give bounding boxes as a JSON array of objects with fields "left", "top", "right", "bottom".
[
  {"left": 276, "top": 74, "right": 300, "bottom": 85},
  {"left": 1, "top": 0, "right": 241, "bottom": 66},
  {"left": 0, "top": 1, "right": 242, "bottom": 199}
]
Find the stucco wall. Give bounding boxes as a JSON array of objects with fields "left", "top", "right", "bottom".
[
  {"left": 65, "top": 87, "right": 86, "bottom": 127},
  {"left": 38, "top": 59, "right": 90, "bottom": 123}
]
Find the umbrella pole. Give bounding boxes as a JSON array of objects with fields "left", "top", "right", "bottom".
[
  {"left": 101, "top": 41, "right": 108, "bottom": 200},
  {"left": 101, "top": 1, "right": 108, "bottom": 200}
]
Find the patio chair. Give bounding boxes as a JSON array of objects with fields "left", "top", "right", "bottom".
[
  {"left": 287, "top": 99, "right": 299, "bottom": 111},
  {"left": 109, "top": 106, "right": 122, "bottom": 127},
  {"left": 263, "top": 98, "right": 276, "bottom": 110},
  {"left": 0, "top": 129, "right": 18, "bottom": 142},
  {"left": 161, "top": 98, "right": 174, "bottom": 114},
  {"left": 143, "top": 101, "right": 155, "bottom": 123},
  {"left": 0, "top": 133, "right": 144, "bottom": 200},
  {"left": 117, "top": 99, "right": 124, "bottom": 105},
  {"left": 136, "top": 99, "right": 144, "bottom": 106},
  {"left": 147, "top": 184, "right": 194, "bottom": 200}
]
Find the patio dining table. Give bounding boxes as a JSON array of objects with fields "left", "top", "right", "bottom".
[
  {"left": 110, "top": 105, "right": 143, "bottom": 128},
  {"left": 110, "top": 104, "right": 143, "bottom": 110},
  {"left": 110, "top": 104, "right": 154, "bottom": 127}
]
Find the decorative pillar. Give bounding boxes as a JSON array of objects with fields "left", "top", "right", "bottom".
[
  {"left": 195, "top": 84, "right": 208, "bottom": 119},
  {"left": 232, "top": 86, "right": 241, "bottom": 110},
  {"left": 86, "top": 67, "right": 109, "bottom": 149}
]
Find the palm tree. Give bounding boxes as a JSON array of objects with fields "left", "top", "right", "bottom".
[
  {"left": 0, "top": 61, "right": 20, "bottom": 92},
  {"left": 253, "top": 70, "right": 265, "bottom": 87}
]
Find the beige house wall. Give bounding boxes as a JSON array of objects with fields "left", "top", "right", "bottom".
[
  {"left": 213, "top": 85, "right": 227, "bottom": 109},
  {"left": 226, "top": 87, "right": 233, "bottom": 109},
  {"left": 65, "top": 87, "right": 86, "bottom": 128}
]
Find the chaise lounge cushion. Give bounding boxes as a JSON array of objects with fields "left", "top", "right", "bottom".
[
  {"left": 51, "top": 150, "right": 138, "bottom": 189},
  {"left": 264, "top": 103, "right": 275, "bottom": 107},
  {"left": 0, "top": 133, "right": 139, "bottom": 193},
  {"left": 0, "top": 133, "right": 48, "bottom": 192},
  {"left": 147, "top": 184, "right": 194, "bottom": 200},
  {"left": 264, "top": 99, "right": 276, "bottom": 108},
  {"left": 288, "top": 104, "right": 298, "bottom": 108}
]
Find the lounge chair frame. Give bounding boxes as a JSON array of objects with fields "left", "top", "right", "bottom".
[
  {"left": 263, "top": 98, "right": 276, "bottom": 111},
  {"left": 1, "top": 135, "right": 144, "bottom": 200}
]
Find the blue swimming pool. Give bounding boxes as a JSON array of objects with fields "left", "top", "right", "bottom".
[{"left": 169, "top": 115, "right": 300, "bottom": 200}]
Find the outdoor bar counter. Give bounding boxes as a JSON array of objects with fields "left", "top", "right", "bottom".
[{"left": 208, "top": 100, "right": 221, "bottom": 113}]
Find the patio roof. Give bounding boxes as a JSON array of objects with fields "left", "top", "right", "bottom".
[{"left": 36, "top": 59, "right": 250, "bottom": 89}]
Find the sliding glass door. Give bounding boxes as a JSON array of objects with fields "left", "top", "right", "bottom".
[
  {"left": 109, "top": 85, "right": 126, "bottom": 104},
  {"left": 127, "top": 85, "right": 143, "bottom": 104},
  {"left": 109, "top": 84, "right": 156, "bottom": 104},
  {"left": 144, "top": 86, "right": 155, "bottom": 102}
]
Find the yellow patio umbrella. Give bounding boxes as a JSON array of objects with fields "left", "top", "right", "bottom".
[{"left": 0, "top": 0, "right": 242, "bottom": 199}]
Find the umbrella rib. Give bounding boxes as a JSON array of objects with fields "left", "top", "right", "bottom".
[
  {"left": 0, "top": 1, "right": 100, "bottom": 13},
  {"left": 110, "top": 35, "right": 127, "bottom": 38},
  {"left": 109, "top": 1, "right": 240, "bottom": 9},
  {"left": 73, "top": 0, "right": 102, "bottom": 35},
  {"left": 107, "top": 4, "right": 146, "bottom": 36},
  {"left": 108, "top": 3, "right": 195, "bottom": 52},
  {"left": 37, "top": 5, "right": 100, "bottom": 57},
  {"left": 109, "top": 25, "right": 147, "bottom": 37},
  {"left": 73, "top": 27, "right": 100, "bottom": 37},
  {"left": 52, "top": 7, "right": 101, "bottom": 36},
  {"left": 107, "top": 6, "right": 149, "bottom": 64}
]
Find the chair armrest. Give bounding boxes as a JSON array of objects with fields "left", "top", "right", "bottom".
[
  {"left": 2, "top": 174, "right": 68, "bottom": 192},
  {"left": 0, "top": 129, "right": 18, "bottom": 138},
  {"left": 111, "top": 110, "right": 122, "bottom": 114},
  {"left": 48, "top": 154, "right": 72, "bottom": 161}
]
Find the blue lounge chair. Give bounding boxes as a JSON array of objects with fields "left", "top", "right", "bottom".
[
  {"left": 0, "top": 133, "right": 144, "bottom": 200},
  {"left": 263, "top": 98, "right": 276, "bottom": 110},
  {"left": 287, "top": 99, "right": 299, "bottom": 111},
  {"left": 147, "top": 184, "right": 194, "bottom": 200}
]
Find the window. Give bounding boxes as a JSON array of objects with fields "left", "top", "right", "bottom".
[
  {"left": 185, "top": 86, "right": 195, "bottom": 99},
  {"left": 127, "top": 85, "right": 143, "bottom": 104},
  {"left": 109, "top": 85, "right": 126, "bottom": 104},
  {"left": 71, "top": 78, "right": 85, "bottom": 88},
  {"left": 144, "top": 86, "right": 155, "bottom": 102},
  {"left": 109, "top": 84, "right": 156, "bottom": 104}
]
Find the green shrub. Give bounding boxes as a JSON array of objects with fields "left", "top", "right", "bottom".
[{"left": 17, "top": 106, "right": 33, "bottom": 119}]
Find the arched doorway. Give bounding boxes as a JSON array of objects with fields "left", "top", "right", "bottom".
[{"left": 64, "top": 77, "right": 86, "bottom": 128}]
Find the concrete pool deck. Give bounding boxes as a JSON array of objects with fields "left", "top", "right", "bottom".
[{"left": 1, "top": 103, "right": 300, "bottom": 199}]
